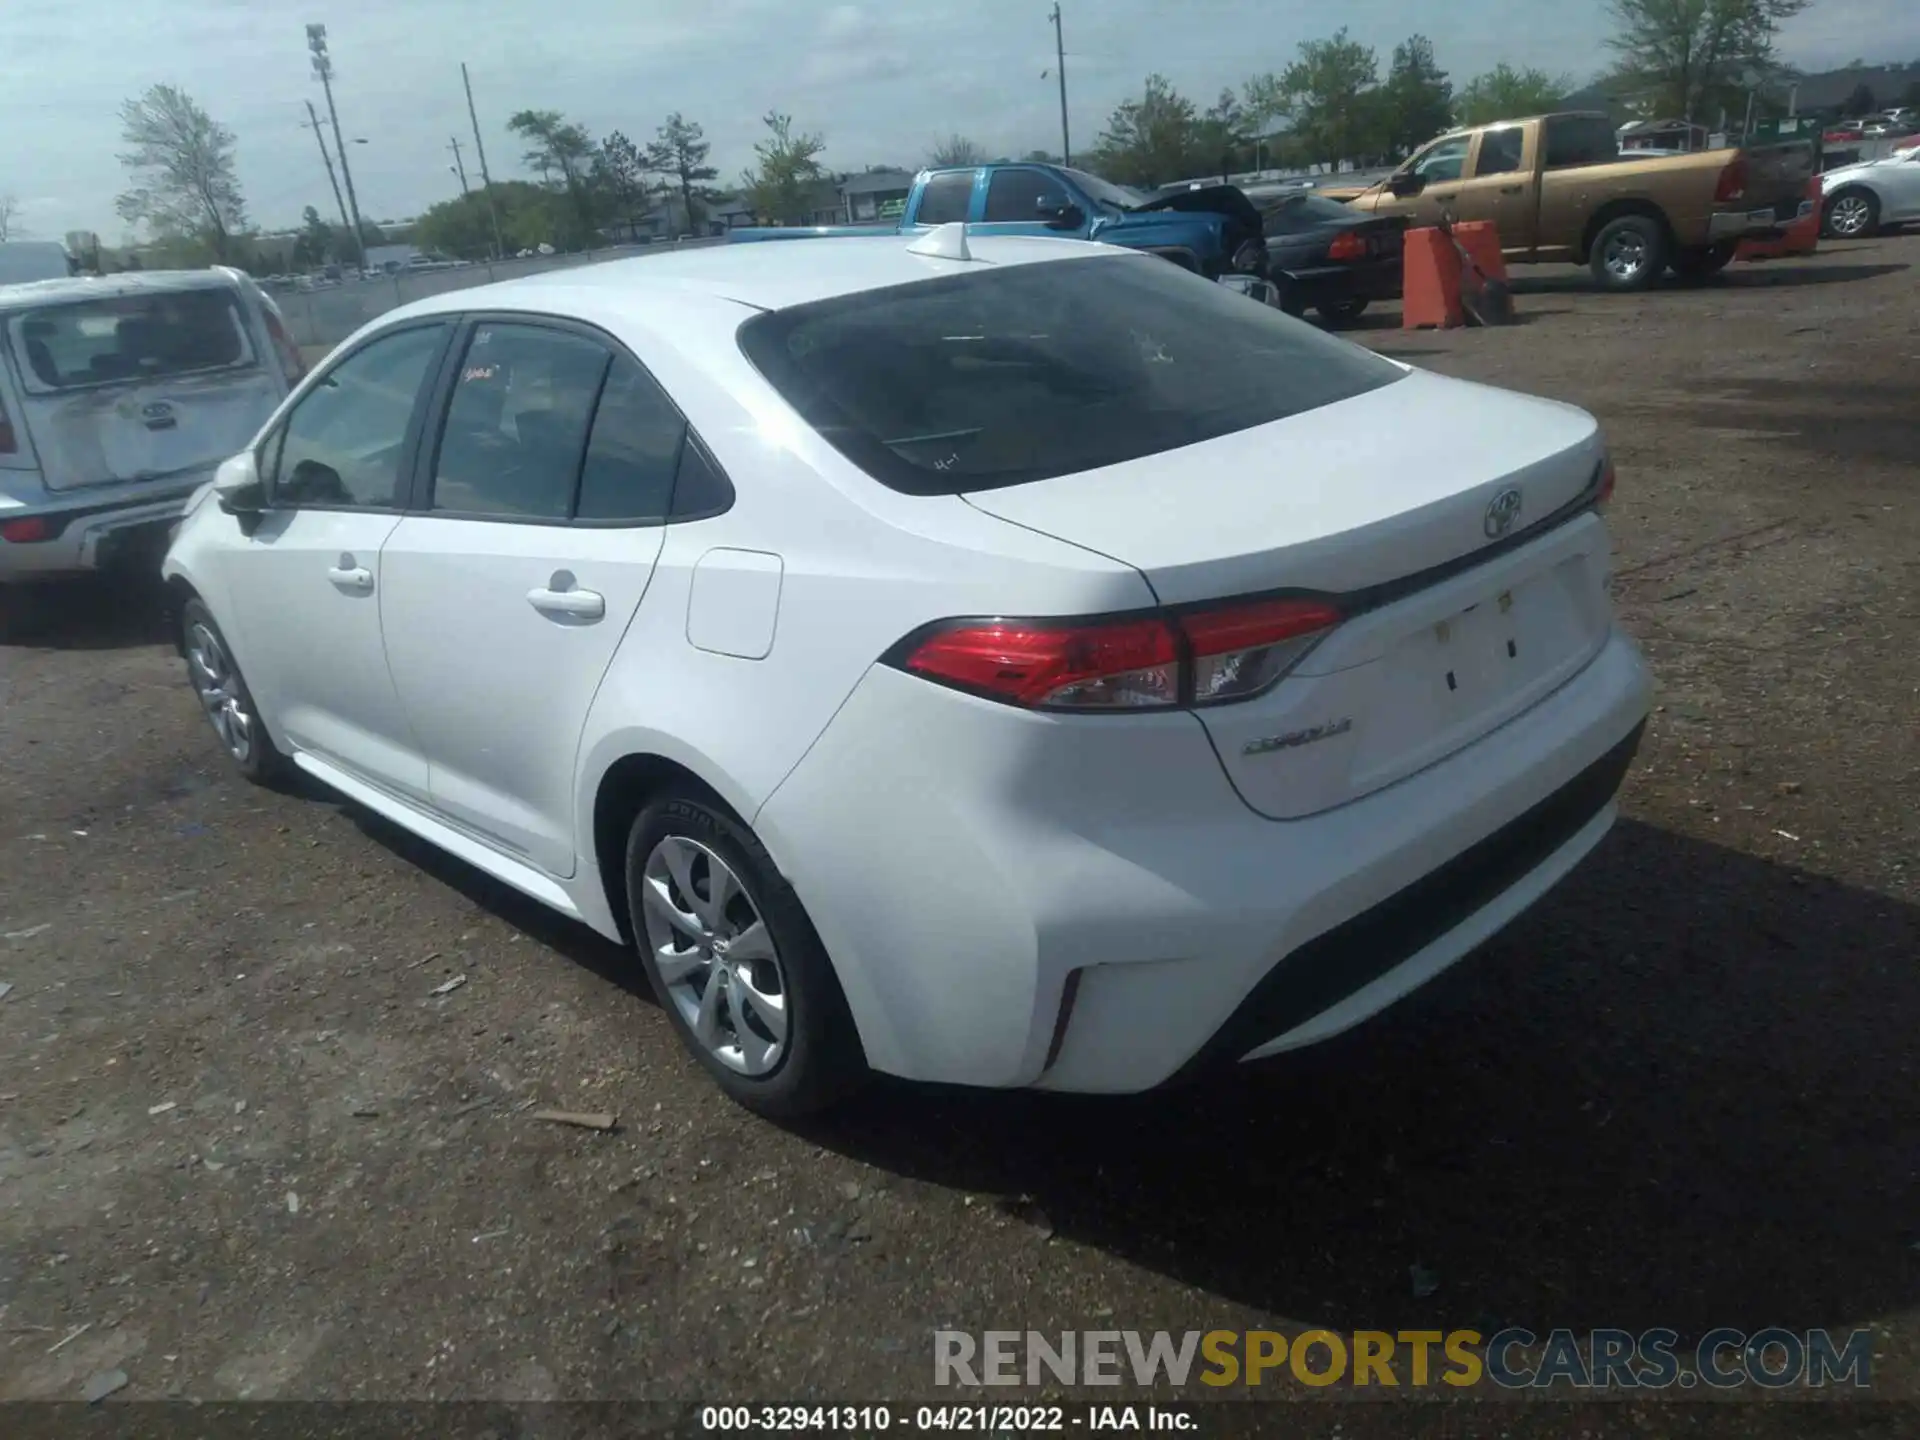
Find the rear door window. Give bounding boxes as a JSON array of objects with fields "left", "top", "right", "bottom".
[
  {"left": 915, "top": 171, "right": 976, "bottom": 225},
  {"left": 430, "top": 322, "right": 611, "bottom": 520},
  {"left": 8, "top": 288, "right": 256, "bottom": 392},
  {"left": 739, "top": 253, "right": 1404, "bottom": 495}
]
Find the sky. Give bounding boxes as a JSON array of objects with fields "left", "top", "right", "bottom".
[{"left": 2, "top": 0, "right": 1916, "bottom": 241}]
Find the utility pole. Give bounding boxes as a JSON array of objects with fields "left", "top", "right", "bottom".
[
  {"left": 448, "top": 136, "right": 471, "bottom": 195},
  {"left": 307, "top": 24, "right": 368, "bottom": 269},
  {"left": 1049, "top": 2, "right": 1070, "bottom": 168},
  {"left": 302, "top": 101, "right": 355, "bottom": 259},
  {"left": 462, "top": 62, "right": 507, "bottom": 260}
]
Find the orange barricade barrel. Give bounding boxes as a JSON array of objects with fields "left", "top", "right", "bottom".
[
  {"left": 1736, "top": 176, "right": 1821, "bottom": 262},
  {"left": 1449, "top": 220, "right": 1510, "bottom": 282},
  {"left": 1402, "top": 227, "right": 1464, "bottom": 329}
]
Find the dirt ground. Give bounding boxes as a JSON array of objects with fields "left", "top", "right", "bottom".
[{"left": 2, "top": 237, "right": 1917, "bottom": 1436}]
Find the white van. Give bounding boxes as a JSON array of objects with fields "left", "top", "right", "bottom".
[{"left": 0, "top": 267, "right": 306, "bottom": 583}]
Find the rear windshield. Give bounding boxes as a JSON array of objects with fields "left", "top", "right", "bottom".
[
  {"left": 1262, "top": 193, "right": 1367, "bottom": 233},
  {"left": 737, "top": 254, "right": 1404, "bottom": 495},
  {"left": 7, "top": 287, "right": 256, "bottom": 393}
]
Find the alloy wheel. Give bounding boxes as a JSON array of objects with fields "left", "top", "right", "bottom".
[
  {"left": 1602, "top": 229, "right": 1649, "bottom": 283},
  {"left": 185, "top": 622, "right": 255, "bottom": 764},
  {"left": 1829, "top": 194, "right": 1873, "bottom": 237},
  {"left": 639, "top": 835, "right": 790, "bottom": 1076}
]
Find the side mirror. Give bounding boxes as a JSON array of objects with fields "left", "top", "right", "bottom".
[
  {"left": 1388, "top": 172, "right": 1427, "bottom": 198},
  {"left": 214, "top": 450, "right": 266, "bottom": 517},
  {"left": 1036, "top": 195, "right": 1085, "bottom": 230}
]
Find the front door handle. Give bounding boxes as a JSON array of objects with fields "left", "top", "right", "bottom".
[
  {"left": 527, "top": 585, "right": 605, "bottom": 621},
  {"left": 327, "top": 564, "right": 373, "bottom": 593},
  {"left": 1499, "top": 184, "right": 1524, "bottom": 195}
]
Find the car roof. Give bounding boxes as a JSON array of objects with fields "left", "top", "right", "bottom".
[
  {"left": 386, "top": 233, "right": 1122, "bottom": 325},
  {"left": 0, "top": 269, "right": 246, "bottom": 309}
]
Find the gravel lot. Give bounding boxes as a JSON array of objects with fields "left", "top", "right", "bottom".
[{"left": 3, "top": 237, "right": 1917, "bottom": 1434}]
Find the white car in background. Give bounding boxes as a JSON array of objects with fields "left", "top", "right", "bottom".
[
  {"left": 1821, "top": 145, "right": 1920, "bottom": 236},
  {"left": 162, "top": 231, "right": 1650, "bottom": 1116},
  {"left": 0, "top": 268, "right": 305, "bottom": 584}
]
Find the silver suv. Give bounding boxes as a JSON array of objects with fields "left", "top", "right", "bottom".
[{"left": 0, "top": 267, "right": 304, "bottom": 584}]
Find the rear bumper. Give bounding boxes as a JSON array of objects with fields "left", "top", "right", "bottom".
[
  {"left": 0, "top": 480, "right": 206, "bottom": 581},
  {"left": 1708, "top": 197, "right": 1815, "bottom": 241},
  {"left": 756, "top": 629, "right": 1652, "bottom": 1092},
  {"left": 1276, "top": 258, "right": 1404, "bottom": 307}
]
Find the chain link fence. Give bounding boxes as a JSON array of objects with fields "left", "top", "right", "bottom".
[{"left": 273, "top": 238, "right": 730, "bottom": 351}]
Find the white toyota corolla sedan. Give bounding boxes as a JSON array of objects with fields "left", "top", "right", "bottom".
[{"left": 163, "top": 229, "right": 1651, "bottom": 1115}]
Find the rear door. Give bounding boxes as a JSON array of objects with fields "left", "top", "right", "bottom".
[
  {"left": 378, "top": 316, "right": 694, "bottom": 878},
  {"left": 4, "top": 283, "right": 286, "bottom": 492},
  {"left": 1452, "top": 125, "right": 1540, "bottom": 252}
]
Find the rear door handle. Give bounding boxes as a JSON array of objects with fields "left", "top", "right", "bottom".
[
  {"left": 327, "top": 564, "right": 373, "bottom": 592},
  {"left": 527, "top": 586, "right": 605, "bottom": 621},
  {"left": 1499, "top": 185, "right": 1524, "bottom": 195}
]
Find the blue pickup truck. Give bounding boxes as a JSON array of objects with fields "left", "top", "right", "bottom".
[{"left": 728, "top": 162, "right": 1272, "bottom": 283}]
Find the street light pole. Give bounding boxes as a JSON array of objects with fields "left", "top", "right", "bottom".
[
  {"left": 462, "top": 62, "right": 508, "bottom": 261},
  {"left": 302, "top": 100, "right": 355, "bottom": 261},
  {"left": 307, "top": 24, "right": 368, "bottom": 269},
  {"left": 1049, "top": 2, "right": 1070, "bottom": 168}
]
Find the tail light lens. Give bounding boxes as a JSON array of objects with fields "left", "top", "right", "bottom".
[
  {"left": 1715, "top": 155, "right": 1748, "bottom": 203},
  {"left": 2, "top": 516, "right": 51, "bottom": 543},
  {"left": 895, "top": 596, "right": 1341, "bottom": 712},
  {"left": 1327, "top": 231, "right": 1367, "bottom": 262},
  {"left": 262, "top": 305, "right": 307, "bottom": 386},
  {"left": 1596, "top": 458, "right": 1616, "bottom": 509}
]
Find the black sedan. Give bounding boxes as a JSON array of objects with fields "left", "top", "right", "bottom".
[{"left": 1260, "top": 193, "right": 1407, "bottom": 326}]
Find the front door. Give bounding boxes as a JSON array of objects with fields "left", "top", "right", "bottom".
[
  {"left": 217, "top": 321, "right": 451, "bottom": 801},
  {"left": 379, "top": 319, "right": 682, "bottom": 878},
  {"left": 1381, "top": 133, "right": 1475, "bottom": 229},
  {"left": 969, "top": 167, "right": 1079, "bottom": 238}
]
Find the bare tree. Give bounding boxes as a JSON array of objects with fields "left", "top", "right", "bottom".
[
  {"left": 0, "top": 193, "right": 18, "bottom": 242},
  {"left": 928, "top": 134, "right": 987, "bottom": 168},
  {"left": 115, "top": 84, "right": 247, "bottom": 259}
]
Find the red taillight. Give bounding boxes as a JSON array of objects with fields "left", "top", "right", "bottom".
[
  {"left": 2, "top": 516, "right": 51, "bottom": 543},
  {"left": 1714, "top": 155, "right": 1748, "bottom": 203},
  {"left": 898, "top": 596, "right": 1342, "bottom": 712},
  {"left": 904, "top": 616, "right": 1180, "bottom": 710},
  {"left": 263, "top": 307, "right": 307, "bottom": 385},
  {"left": 1596, "top": 459, "right": 1616, "bottom": 509},
  {"left": 1327, "top": 231, "right": 1367, "bottom": 262}
]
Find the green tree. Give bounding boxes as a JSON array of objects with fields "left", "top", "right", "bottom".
[
  {"left": 929, "top": 134, "right": 988, "bottom": 168},
  {"left": 1605, "top": 0, "right": 1809, "bottom": 122},
  {"left": 291, "top": 204, "right": 333, "bottom": 267},
  {"left": 596, "top": 131, "right": 651, "bottom": 240},
  {"left": 1021, "top": 149, "right": 1057, "bottom": 164},
  {"left": 1842, "top": 83, "right": 1877, "bottom": 115},
  {"left": 645, "top": 113, "right": 723, "bottom": 233},
  {"left": 509, "top": 108, "right": 601, "bottom": 247},
  {"left": 1380, "top": 35, "right": 1455, "bottom": 155},
  {"left": 1092, "top": 74, "right": 1210, "bottom": 187},
  {"left": 415, "top": 179, "right": 564, "bottom": 259},
  {"left": 1245, "top": 29, "right": 1388, "bottom": 167},
  {"left": 1456, "top": 63, "right": 1575, "bottom": 125},
  {"left": 114, "top": 84, "right": 247, "bottom": 260},
  {"left": 740, "top": 112, "right": 826, "bottom": 224}
]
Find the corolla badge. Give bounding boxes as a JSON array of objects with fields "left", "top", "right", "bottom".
[
  {"left": 1484, "top": 487, "right": 1523, "bottom": 539},
  {"left": 1242, "top": 717, "right": 1353, "bottom": 756}
]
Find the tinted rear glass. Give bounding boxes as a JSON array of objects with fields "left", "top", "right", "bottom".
[
  {"left": 737, "top": 255, "right": 1404, "bottom": 495},
  {"left": 1262, "top": 194, "right": 1366, "bottom": 233},
  {"left": 8, "top": 288, "right": 255, "bottom": 392}
]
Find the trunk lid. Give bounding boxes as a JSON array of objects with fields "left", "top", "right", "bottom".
[
  {"left": 963, "top": 369, "right": 1617, "bottom": 817},
  {"left": 5, "top": 284, "right": 283, "bottom": 492}
]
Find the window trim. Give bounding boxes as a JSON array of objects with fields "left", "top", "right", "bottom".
[
  {"left": 403, "top": 310, "right": 736, "bottom": 530},
  {"left": 257, "top": 317, "right": 455, "bottom": 514},
  {"left": 1469, "top": 125, "right": 1528, "bottom": 180}
]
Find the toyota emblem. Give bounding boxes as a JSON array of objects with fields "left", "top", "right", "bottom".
[{"left": 1484, "top": 488, "right": 1523, "bottom": 539}]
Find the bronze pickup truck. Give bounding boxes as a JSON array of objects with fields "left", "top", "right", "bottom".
[{"left": 1325, "top": 112, "right": 1815, "bottom": 291}]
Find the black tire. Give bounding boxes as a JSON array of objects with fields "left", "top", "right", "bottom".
[
  {"left": 624, "top": 790, "right": 866, "bottom": 1117},
  {"left": 1588, "top": 214, "right": 1668, "bottom": 292},
  {"left": 1315, "top": 298, "right": 1370, "bottom": 326},
  {"left": 1669, "top": 241, "right": 1738, "bottom": 281},
  {"left": 1822, "top": 188, "right": 1879, "bottom": 239},
  {"left": 1276, "top": 284, "right": 1307, "bottom": 318},
  {"left": 179, "top": 597, "right": 290, "bottom": 785}
]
